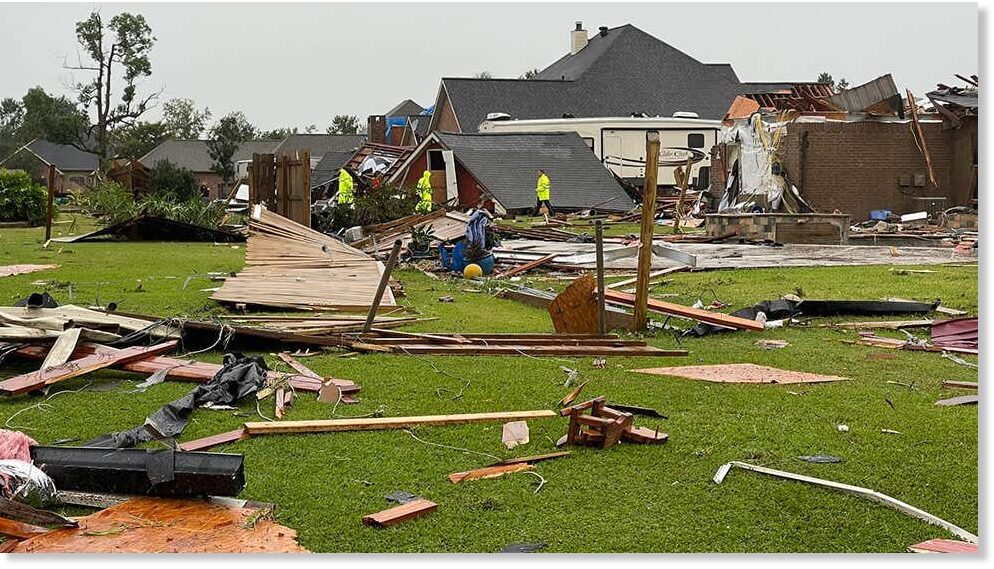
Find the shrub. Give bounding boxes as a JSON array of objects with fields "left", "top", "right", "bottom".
[
  {"left": 150, "top": 160, "right": 200, "bottom": 201},
  {"left": 71, "top": 180, "right": 135, "bottom": 223},
  {"left": 0, "top": 168, "right": 49, "bottom": 226},
  {"left": 73, "top": 180, "right": 228, "bottom": 228}
]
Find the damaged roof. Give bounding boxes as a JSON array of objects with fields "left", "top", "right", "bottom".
[
  {"left": 311, "top": 151, "right": 356, "bottom": 188},
  {"left": 433, "top": 132, "right": 633, "bottom": 212},
  {"left": 437, "top": 24, "right": 754, "bottom": 130}
]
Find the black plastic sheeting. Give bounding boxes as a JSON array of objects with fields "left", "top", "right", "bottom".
[
  {"left": 85, "top": 353, "right": 268, "bottom": 448},
  {"left": 688, "top": 299, "right": 797, "bottom": 337}
]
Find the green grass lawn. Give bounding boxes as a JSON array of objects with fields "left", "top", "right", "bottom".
[{"left": 0, "top": 218, "right": 977, "bottom": 553}]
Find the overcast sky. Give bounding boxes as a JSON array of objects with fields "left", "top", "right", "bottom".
[{"left": 0, "top": 2, "right": 979, "bottom": 131}]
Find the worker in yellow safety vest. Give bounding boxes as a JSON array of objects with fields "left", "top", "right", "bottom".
[
  {"left": 338, "top": 168, "right": 354, "bottom": 206},
  {"left": 533, "top": 169, "right": 554, "bottom": 216},
  {"left": 415, "top": 170, "right": 433, "bottom": 214}
]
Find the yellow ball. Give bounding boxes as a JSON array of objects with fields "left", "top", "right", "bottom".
[{"left": 463, "top": 263, "right": 483, "bottom": 279}]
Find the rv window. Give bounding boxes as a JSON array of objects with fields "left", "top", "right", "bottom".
[
  {"left": 581, "top": 137, "right": 595, "bottom": 151},
  {"left": 427, "top": 150, "right": 446, "bottom": 170},
  {"left": 687, "top": 133, "right": 705, "bottom": 149}
]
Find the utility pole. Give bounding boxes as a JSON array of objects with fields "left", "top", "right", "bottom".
[{"left": 633, "top": 131, "right": 660, "bottom": 330}]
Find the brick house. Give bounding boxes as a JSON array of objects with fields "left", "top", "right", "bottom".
[{"left": 0, "top": 139, "right": 99, "bottom": 193}]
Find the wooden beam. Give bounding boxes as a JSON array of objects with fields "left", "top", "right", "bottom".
[
  {"left": 0, "top": 341, "right": 178, "bottom": 396},
  {"left": 634, "top": 131, "right": 661, "bottom": 330},
  {"left": 606, "top": 266, "right": 688, "bottom": 289},
  {"left": 494, "top": 254, "right": 557, "bottom": 279},
  {"left": 671, "top": 156, "right": 693, "bottom": 233},
  {"left": 362, "top": 499, "right": 437, "bottom": 528},
  {"left": 44, "top": 164, "right": 55, "bottom": 242},
  {"left": 448, "top": 463, "right": 533, "bottom": 484},
  {"left": 0, "top": 516, "right": 50, "bottom": 540},
  {"left": 941, "top": 380, "right": 978, "bottom": 390},
  {"left": 178, "top": 428, "right": 249, "bottom": 452},
  {"left": 907, "top": 89, "right": 938, "bottom": 187},
  {"left": 243, "top": 409, "right": 558, "bottom": 435},
  {"left": 603, "top": 289, "right": 764, "bottom": 331}
]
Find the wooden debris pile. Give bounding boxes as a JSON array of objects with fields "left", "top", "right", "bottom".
[
  {"left": 350, "top": 209, "right": 470, "bottom": 255},
  {"left": 558, "top": 397, "right": 668, "bottom": 449},
  {"left": 212, "top": 206, "right": 395, "bottom": 311}
]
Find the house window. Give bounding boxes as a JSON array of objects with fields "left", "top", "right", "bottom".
[
  {"left": 687, "top": 133, "right": 705, "bottom": 149},
  {"left": 428, "top": 149, "right": 446, "bottom": 170}
]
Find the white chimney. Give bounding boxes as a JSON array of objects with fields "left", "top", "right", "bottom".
[{"left": 570, "top": 21, "right": 588, "bottom": 55}]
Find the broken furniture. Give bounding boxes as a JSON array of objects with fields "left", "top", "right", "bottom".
[
  {"left": 558, "top": 397, "right": 668, "bottom": 449},
  {"left": 30, "top": 446, "right": 245, "bottom": 497}
]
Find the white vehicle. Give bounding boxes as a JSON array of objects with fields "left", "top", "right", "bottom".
[{"left": 479, "top": 115, "right": 721, "bottom": 186}]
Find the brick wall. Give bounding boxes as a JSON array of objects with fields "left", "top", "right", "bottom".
[
  {"left": 367, "top": 116, "right": 387, "bottom": 144},
  {"left": 779, "top": 119, "right": 977, "bottom": 220},
  {"left": 706, "top": 213, "right": 851, "bottom": 244}
]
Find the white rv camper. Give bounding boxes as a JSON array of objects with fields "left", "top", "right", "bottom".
[{"left": 478, "top": 115, "right": 721, "bottom": 186}]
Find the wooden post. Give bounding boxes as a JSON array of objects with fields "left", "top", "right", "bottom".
[
  {"left": 44, "top": 164, "right": 56, "bottom": 242},
  {"left": 363, "top": 240, "right": 403, "bottom": 333},
  {"left": 906, "top": 89, "right": 937, "bottom": 187},
  {"left": 595, "top": 220, "right": 606, "bottom": 336},
  {"left": 672, "top": 156, "right": 693, "bottom": 234},
  {"left": 633, "top": 131, "right": 660, "bottom": 330}
]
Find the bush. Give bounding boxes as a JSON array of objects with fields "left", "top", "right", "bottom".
[
  {"left": 73, "top": 180, "right": 228, "bottom": 228},
  {"left": 150, "top": 160, "right": 200, "bottom": 201},
  {"left": 0, "top": 168, "right": 49, "bottom": 226},
  {"left": 71, "top": 180, "right": 135, "bottom": 224}
]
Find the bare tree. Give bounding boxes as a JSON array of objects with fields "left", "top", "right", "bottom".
[{"left": 65, "top": 11, "right": 159, "bottom": 161}]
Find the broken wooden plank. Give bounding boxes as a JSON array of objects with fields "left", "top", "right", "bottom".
[
  {"left": 362, "top": 499, "right": 437, "bottom": 528},
  {"left": 0, "top": 341, "right": 178, "bottom": 396},
  {"left": 277, "top": 352, "right": 321, "bottom": 378},
  {"left": 941, "top": 380, "right": 978, "bottom": 390},
  {"left": 713, "top": 461, "right": 977, "bottom": 543},
  {"left": 494, "top": 254, "right": 557, "bottom": 279},
  {"left": 935, "top": 395, "right": 978, "bottom": 407},
  {"left": 0, "top": 516, "right": 51, "bottom": 540},
  {"left": 39, "top": 327, "right": 82, "bottom": 370},
  {"left": 606, "top": 267, "right": 688, "bottom": 290},
  {"left": 178, "top": 428, "right": 249, "bottom": 452},
  {"left": 497, "top": 451, "right": 571, "bottom": 466},
  {"left": 448, "top": 463, "right": 534, "bottom": 484},
  {"left": 823, "top": 320, "right": 935, "bottom": 330},
  {"left": 604, "top": 289, "right": 764, "bottom": 331},
  {"left": 244, "top": 409, "right": 558, "bottom": 435},
  {"left": 363, "top": 343, "right": 686, "bottom": 357},
  {"left": 908, "top": 538, "right": 978, "bottom": 554}
]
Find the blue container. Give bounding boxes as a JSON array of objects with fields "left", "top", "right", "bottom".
[
  {"left": 870, "top": 209, "right": 892, "bottom": 221},
  {"left": 474, "top": 254, "right": 495, "bottom": 275}
]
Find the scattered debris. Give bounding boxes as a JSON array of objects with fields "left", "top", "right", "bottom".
[
  {"left": 798, "top": 455, "right": 843, "bottom": 464},
  {"left": 497, "top": 451, "right": 571, "bottom": 466},
  {"left": 930, "top": 317, "right": 977, "bottom": 351},
  {"left": 438, "top": 295, "right": 455, "bottom": 302},
  {"left": 941, "top": 380, "right": 978, "bottom": 390},
  {"left": 384, "top": 491, "right": 420, "bottom": 505},
  {"left": 499, "top": 542, "right": 547, "bottom": 553},
  {"left": 907, "top": 538, "right": 978, "bottom": 554},
  {"left": 881, "top": 429, "right": 903, "bottom": 435},
  {"left": 362, "top": 498, "right": 437, "bottom": 528},
  {"left": 558, "top": 381, "right": 587, "bottom": 407},
  {"left": 501, "top": 421, "right": 530, "bottom": 450},
  {"left": 53, "top": 216, "right": 243, "bottom": 243},
  {"left": 449, "top": 463, "right": 534, "bottom": 484},
  {"left": 0, "top": 265, "right": 59, "bottom": 278},
  {"left": 559, "top": 397, "right": 668, "bottom": 449},
  {"left": 712, "top": 461, "right": 977, "bottom": 543},
  {"left": 754, "top": 339, "right": 789, "bottom": 349},
  {"left": 935, "top": 395, "right": 978, "bottom": 407},
  {"left": 837, "top": 424, "right": 850, "bottom": 433},
  {"left": 631, "top": 363, "right": 848, "bottom": 385}
]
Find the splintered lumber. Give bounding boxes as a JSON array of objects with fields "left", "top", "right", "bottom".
[
  {"left": 941, "top": 380, "right": 978, "bottom": 390},
  {"left": 494, "top": 254, "right": 557, "bottom": 279},
  {"left": 497, "top": 451, "right": 571, "bottom": 466},
  {"left": 367, "top": 343, "right": 684, "bottom": 357},
  {"left": 634, "top": 131, "right": 661, "bottom": 329},
  {"left": 713, "top": 461, "right": 978, "bottom": 543},
  {"left": 244, "top": 409, "right": 558, "bottom": 435},
  {"left": 604, "top": 289, "right": 764, "bottom": 331},
  {"left": 0, "top": 305, "right": 179, "bottom": 338},
  {"left": 39, "top": 328, "right": 82, "bottom": 370},
  {"left": 178, "top": 428, "right": 249, "bottom": 452},
  {"left": 824, "top": 320, "right": 935, "bottom": 330},
  {"left": 549, "top": 274, "right": 600, "bottom": 334},
  {"left": 0, "top": 516, "right": 51, "bottom": 539},
  {"left": 448, "top": 463, "right": 534, "bottom": 484},
  {"left": 10, "top": 497, "right": 308, "bottom": 553},
  {"left": 935, "top": 395, "right": 978, "bottom": 407},
  {"left": 212, "top": 206, "right": 395, "bottom": 311},
  {"left": 0, "top": 341, "right": 178, "bottom": 396},
  {"left": 362, "top": 499, "right": 437, "bottom": 528}
]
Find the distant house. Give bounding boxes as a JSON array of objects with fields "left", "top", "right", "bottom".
[
  {"left": 138, "top": 134, "right": 366, "bottom": 199},
  {"left": 429, "top": 22, "right": 802, "bottom": 133},
  {"left": 389, "top": 132, "right": 633, "bottom": 214},
  {"left": 0, "top": 139, "right": 100, "bottom": 193},
  {"left": 368, "top": 99, "right": 428, "bottom": 145}
]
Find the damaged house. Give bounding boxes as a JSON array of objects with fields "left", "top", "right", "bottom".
[{"left": 388, "top": 132, "right": 633, "bottom": 214}]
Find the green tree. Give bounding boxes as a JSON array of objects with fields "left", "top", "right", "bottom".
[
  {"left": 162, "top": 98, "right": 211, "bottom": 139},
  {"left": 114, "top": 120, "right": 169, "bottom": 160},
  {"left": 0, "top": 98, "right": 25, "bottom": 159},
  {"left": 149, "top": 159, "right": 198, "bottom": 200},
  {"left": 259, "top": 127, "right": 294, "bottom": 140},
  {"left": 18, "top": 87, "right": 90, "bottom": 148},
  {"left": 326, "top": 115, "right": 359, "bottom": 135},
  {"left": 0, "top": 168, "right": 48, "bottom": 225},
  {"left": 207, "top": 111, "right": 255, "bottom": 184},
  {"left": 67, "top": 11, "right": 158, "bottom": 161}
]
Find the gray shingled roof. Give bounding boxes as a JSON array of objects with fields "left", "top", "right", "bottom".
[
  {"left": 439, "top": 24, "right": 751, "bottom": 130},
  {"left": 20, "top": 139, "right": 99, "bottom": 171},
  {"left": 272, "top": 133, "right": 365, "bottom": 156},
  {"left": 311, "top": 151, "right": 356, "bottom": 188},
  {"left": 434, "top": 132, "right": 632, "bottom": 213},
  {"left": 139, "top": 139, "right": 279, "bottom": 172},
  {"left": 385, "top": 99, "right": 425, "bottom": 117}
]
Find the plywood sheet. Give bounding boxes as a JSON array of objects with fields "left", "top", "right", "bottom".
[
  {"left": 11, "top": 497, "right": 308, "bottom": 553},
  {"left": 0, "top": 264, "right": 58, "bottom": 278},
  {"left": 630, "top": 363, "right": 848, "bottom": 385}
]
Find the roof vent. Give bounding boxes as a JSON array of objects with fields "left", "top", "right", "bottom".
[
  {"left": 672, "top": 111, "right": 700, "bottom": 119},
  {"left": 599, "top": 26, "right": 609, "bottom": 37},
  {"left": 486, "top": 112, "right": 512, "bottom": 121}
]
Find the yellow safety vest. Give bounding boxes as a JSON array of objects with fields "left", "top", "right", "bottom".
[
  {"left": 416, "top": 171, "right": 433, "bottom": 213},
  {"left": 338, "top": 169, "right": 354, "bottom": 205},
  {"left": 536, "top": 173, "right": 550, "bottom": 201}
]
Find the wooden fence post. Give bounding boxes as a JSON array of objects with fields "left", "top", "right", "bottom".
[
  {"left": 45, "top": 164, "right": 56, "bottom": 242},
  {"left": 633, "top": 131, "right": 660, "bottom": 330}
]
